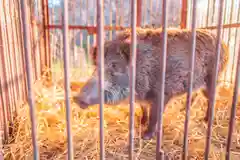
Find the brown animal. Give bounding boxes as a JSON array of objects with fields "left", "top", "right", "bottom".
[{"left": 73, "top": 27, "right": 229, "bottom": 140}]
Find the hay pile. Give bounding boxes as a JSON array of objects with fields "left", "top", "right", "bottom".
[{"left": 2, "top": 70, "right": 240, "bottom": 160}]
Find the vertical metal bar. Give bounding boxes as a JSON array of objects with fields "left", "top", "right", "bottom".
[
  {"left": 225, "top": 43, "right": 240, "bottom": 160},
  {"left": 119, "top": 0, "right": 124, "bottom": 26},
  {"left": 15, "top": 0, "right": 26, "bottom": 104},
  {"left": 155, "top": 0, "right": 159, "bottom": 26},
  {"left": 20, "top": 0, "right": 39, "bottom": 159},
  {"left": 0, "top": 14, "right": 9, "bottom": 142},
  {"left": 156, "top": 0, "right": 168, "bottom": 159},
  {"left": 115, "top": 0, "right": 118, "bottom": 26},
  {"left": 2, "top": 0, "right": 14, "bottom": 122},
  {"left": 96, "top": 0, "right": 105, "bottom": 159},
  {"left": 86, "top": 0, "right": 90, "bottom": 63},
  {"left": 137, "top": 0, "right": 142, "bottom": 27},
  {"left": 149, "top": 0, "right": 152, "bottom": 24},
  {"left": 79, "top": 0, "right": 83, "bottom": 49},
  {"left": 129, "top": 0, "right": 137, "bottom": 159},
  {"left": 93, "top": 0, "right": 97, "bottom": 45},
  {"left": 62, "top": 0, "right": 74, "bottom": 159},
  {"left": 221, "top": 0, "right": 228, "bottom": 82},
  {"left": 206, "top": 0, "right": 211, "bottom": 26},
  {"left": 181, "top": 0, "right": 188, "bottom": 29},
  {"left": 10, "top": 0, "right": 20, "bottom": 111},
  {"left": 204, "top": 0, "right": 225, "bottom": 159},
  {"left": 182, "top": 0, "right": 197, "bottom": 159},
  {"left": 230, "top": 1, "right": 240, "bottom": 83},
  {"left": 71, "top": 0, "right": 77, "bottom": 68},
  {"left": 142, "top": 0, "right": 146, "bottom": 26},
  {"left": 211, "top": 0, "right": 216, "bottom": 24},
  {"left": 109, "top": 0, "right": 113, "bottom": 40}
]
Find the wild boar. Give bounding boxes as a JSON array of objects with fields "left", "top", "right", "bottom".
[{"left": 73, "top": 27, "right": 229, "bottom": 140}]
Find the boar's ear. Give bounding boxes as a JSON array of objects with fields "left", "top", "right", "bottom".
[
  {"left": 119, "top": 38, "right": 140, "bottom": 63},
  {"left": 119, "top": 37, "right": 137, "bottom": 62},
  {"left": 119, "top": 40, "right": 131, "bottom": 62},
  {"left": 90, "top": 45, "right": 97, "bottom": 65}
]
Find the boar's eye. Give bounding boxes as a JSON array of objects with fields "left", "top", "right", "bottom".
[{"left": 111, "top": 62, "right": 117, "bottom": 69}]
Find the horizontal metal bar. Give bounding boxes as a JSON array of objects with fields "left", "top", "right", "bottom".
[
  {"left": 200, "top": 23, "right": 240, "bottom": 30},
  {"left": 47, "top": 25, "right": 125, "bottom": 33},
  {"left": 46, "top": 22, "right": 240, "bottom": 33}
]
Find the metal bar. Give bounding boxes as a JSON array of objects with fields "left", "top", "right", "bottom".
[
  {"left": 86, "top": 0, "right": 90, "bottom": 63},
  {"left": 225, "top": 43, "right": 240, "bottom": 160},
  {"left": 211, "top": 0, "right": 216, "bottom": 24},
  {"left": 16, "top": 0, "right": 27, "bottom": 105},
  {"left": 71, "top": 0, "right": 77, "bottom": 68},
  {"left": 2, "top": 0, "right": 14, "bottom": 122},
  {"left": 93, "top": 0, "right": 97, "bottom": 45},
  {"left": 115, "top": 0, "right": 118, "bottom": 26},
  {"left": 155, "top": 0, "right": 159, "bottom": 25},
  {"left": 230, "top": 1, "right": 240, "bottom": 83},
  {"left": 9, "top": 0, "right": 20, "bottom": 112},
  {"left": 182, "top": 0, "right": 197, "bottom": 159},
  {"left": 62, "top": 0, "right": 74, "bottom": 159},
  {"left": 0, "top": 8, "right": 9, "bottom": 141},
  {"left": 206, "top": 0, "right": 211, "bottom": 26},
  {"left": 222, "top": 0, "right": 228, "bottom": 26},
  {"left": 221, "top": 0, "right": 228, "bottom": 84},
  {"left": 79, "top": 0, "right": 83, "bottom": 48},
  {"left": 96, "top": 0, "right": 105, "bottom": 159},
  {"left": 156, "top": 0, "right": 168, "bottom": 159},
  {"left": 204, "top": 0, "right": 225, "bottom": 159},
  {"left": 20, "top": 0, "right": 39, "bottom": 159},
  {"left": 181, "top": 0, "right": 188, "bottom": 29},
  {"left": 137, "top": 0, "right": 142, "bottom": 27},
  {"left": 223, "top": 0, "right": 233, "bottom": 82},
  {"left": 199, "top": 23, "right": 240, "bottom": 30},
  {"left": 142, "top": 0, "right": 146, "bottom": 26},
  {"left": 109, "top": 0, "right": 113, "bottom": 40},
  {"left": 47, "top": 25, "right": 125, "bottom": 31},
  {"left": 41, "top": 0, "right": 51, "bottom": 74},
  {"left": 46, "top": 23, "right": 240, "bottom": 31},
  {"left": 149, "top": 0, "right": 152, "bottom": 24},
  {"left": 129, "top": 0, "right": 137, "bottom": 159},
  {"left": 119, "top": 0, "right": 124, "bottom": 26}
]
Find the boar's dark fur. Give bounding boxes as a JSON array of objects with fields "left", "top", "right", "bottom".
[{"left": 77, "top": 27, "right": 229, "bottom": 140}]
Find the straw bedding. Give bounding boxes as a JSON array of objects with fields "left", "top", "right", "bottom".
[{"left": 2, "top": 69, "right": 240, "bottom": 160}]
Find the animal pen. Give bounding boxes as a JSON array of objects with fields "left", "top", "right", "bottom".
[{"left": 0, "top": 0, "right": 240, "bottom": 159}]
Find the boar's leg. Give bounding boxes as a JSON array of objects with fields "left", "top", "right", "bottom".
[
  {"left": 202, "top": 74, "right": 213, "bottom": 122},
  {"left": 142, "top": 96, "right": 170, "bottom": 140},
  {"left": 140, "top": 105, "right": 148, "bottom": 125}
]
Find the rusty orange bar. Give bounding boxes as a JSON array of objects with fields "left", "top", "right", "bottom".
[
  {"left": 180, "top": 0, "right": 188, "bottom": 29},
  {"left": 47, "top": 24, "right": 125, "bottom": 33},
  {"left": 47, "top": 22, "right": 240, "bottom": 33},
  {"left": 137, "top": 0, "right": 142, "bottom": 26},
  {"left": 41, "top": 0, "right": 51, "bottom": 73}
]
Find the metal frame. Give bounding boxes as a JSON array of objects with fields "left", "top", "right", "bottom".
[{"left": 1, "top": 0, "right": 240, "bottom": 160}]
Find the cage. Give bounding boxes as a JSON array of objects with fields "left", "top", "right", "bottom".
[{"left": 0, "top": 0, "right": 240, "bottom": 159}]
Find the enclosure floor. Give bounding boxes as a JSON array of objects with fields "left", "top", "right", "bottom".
[{"left": 2, "top": 72, "right": 240, "bottom": 160}]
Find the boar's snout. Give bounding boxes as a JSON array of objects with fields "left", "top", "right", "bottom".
[{"left": 73, "top": 77, "right": 99, "bottom": 109}]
